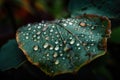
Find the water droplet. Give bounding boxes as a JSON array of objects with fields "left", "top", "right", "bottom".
[
  {"left": 50, "top": 29, "right": 53, "bottom": 32},
  {"left": 25, "top": 36, "right": 29, "bottom": 39},
  {"left": 60, "top": 53, "right": 63, "bottom": 56},
  {"left": 70, "top": 39, "right": 75, "bottom": 44},
  {"left": 56, "top": 35, "right": 59, "bottom": 37},
  {"left": 33, "top": 29, "right": 36, "bottom": 32},
  {"left": 37, "top": 36, "right": 40, "bottom": 39},
  {"left": 82, "top": 42, "right": 87, "bottom": 46},
  {"left": 69, "top": 37, "right": 72, "bottom": 40},
  {"left": 54, "top": 46, "right": 59, "bottom": 51},
  {"left": 60, "top": 44, "right": 62, "bottom": 47},
  {"left": 76, "top": 43, "right": 80, "bottom": 46},
  {"left": 53, "top": 52, "right": 58, "bottom": 58},
  {"left": 33, "top": 45, "right": 39, "bottom": 51},
  {"left": 81, "top": 34, "right": 84, "bottom": 37},
  {"left": 55, "top": 31, "right": 58, "bottom": 34},
  {"left": 26, "top": 33, "right": 29, "bottom": 35},
  {"left": 43, "top": 43, "right": 49, "bottom": 48},
  {"left": 79, "top": 22, "right": 86, "bottom": 27},
  {"left": 38, "top": 26, "right": 41, "bottom": 29},
  {"left": 45, "top": 36, "right": 49, "bottom": 40},
  {"left": 55, "top": 41, "right": 59, "bottom": 44},
  {"left": 43, "top": 32, "right": 46, "bottom": 34},
  {"left": 33, "top": 39, "right": 37, "bottom": 42},
  {"left": 52, "top": 25, "right": 55, "bottom": 28},
  {"left": 91, "top": 43, "right": 94, "bottom": 46},
  {"left": 37, "top": 31, "right": 41, "bottom": 35},
  {"left": 69, "top": 22, "right": 73, "bottom": 25},
  {"left": 62, "top": 57, "right": 65, "bottom": 60},
  {"left": 91, "top": 26, "right": 95, "bottom": 30},
  {"left": 63, "top": 23, "right": 67, "bottom": 26},
  {"left": 46, "top": 53, "right": 49, "bottom": 57},
  {"left": 49, "top": 46, "right": 53, "bottom": 50},
  {"left": 64, "top": 44, "right": 71, "bottom": 52},
  {"left": 78, "top": 47, "right": 81, "bottom": 50},
  {"left": 28, "top": 27, "right": 31, "bottom": 30},
  {"left": 28, "top": 24, "right": 31, "bottom": 26},
  {"left": 33, "top": 35, "right": 36, "bottom": 38},
  {"left": 89, "top": 36, "right": 92, "bottom": 38},
  {"left": 55, "top": 60, "right": 59, "bottom": 65}
]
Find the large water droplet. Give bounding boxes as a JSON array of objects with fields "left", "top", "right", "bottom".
[
  {"left": 43, "top": 43, "right": 49, "bottom": 48},
  {"left": 53, "top": 52, "right": 58, "bottom": 58},
  {"left": 54, "top": 46, "right": 59, "bottom": 51},
  {"left": 33, "top": 45, "right": 39, "bottom": 51},
  {"left": 70, "top": 39, "right": 75, "bottom": 44},
  {"left": 55, "top": 60, "right": 59, "bottom": 65}
]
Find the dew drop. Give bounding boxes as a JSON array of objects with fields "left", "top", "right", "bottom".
[
  {"left": 63, "top": 23, "right": 67, "bottom": 26},
  {"left": 43, "top": 43, "right": 49, "bottom": 48},
  {"left": 91, "top": 43, "right": 94, "bottom": 46},
  {"left": 81, "top": 34, "right": 84, "bottom": 37},
  {"left": 52, "top": 25, "right": 55, "bottom": 28},
  {"left": 78, "top": 47, "right": 81, "bottom": 50},
  {"left": 55, "top": 60, "right": 59, "bottom": 65},
  {"left": 54, "top": 46, "right": 59, "bottom": 51},
  {"left": 46, "top": 53, "right": 49, "bottom": 57},
  {"left": 33, "top": 29, "right": 36, "bottom": 32},
  {"left": 79, "top": 22, "right": 86, "bottom": 27},
  {"left": 76, "top": 43, "right": 80, "bottom": 46},
  {"left": 37, "top": 36, "right": 40, "bottom": 39},
  {"left": 69, "top": 22, "right": 73, "bottom": 25},
  {"left": 28, "top": 24, "right": 31, "bottom": 26},
  {"left": 91, "top": 26, "right": 95, "bottom": 30},
  {"left": 53, "top": 52, "right": 58, "bottom": 58},
  {"left": 37, "top": 31, "right": 41, "bottom": 35},
  {"left": 56, "top": 35, "right": 59, "bottom": 37},
  {"left": 70, "top": 39, "right": 75, "bottom": 44},
  {"left": 33, "top": 45, "right": 39, "bottom": 51},
  {"left": 28, "top": 27, "right": 31, "bottom": 30},
  {"left": 60, "top": 53, "right": 63, "bottom": 56},
  {"left": 49, "top": 46, "right": 53, "bottom": 50},
  {"left": 25, "top": 36, "right": 29, "bottom": 39},
  {"left": 50, "top": 29, "right": 53, "bottom": 32},
  {"left": 43, "top": 32, "right": 46, "bottom": 34},
  {"left": 55, "top": 41, "right": 59, "bottom": 44},
  {"left": 38, "top": 26, "right": 41, "bottom": 29},
  {"left": 45, "top": 36, "right": 49, "bottom": 40},
  {"left": 26, "top": 33, "right": 29, "bottom": 35},
  {"left": 55, "top": 31, "right": 58, "bottom": 34},
  {"left": 60, "top": 44, "right": 63, "bottom": 47},
  {"left": 69, "top": 37, "right": 72, "bottom": 40},
  {"left": 33, "top": 35, "right": 37, "bottom": 38}
]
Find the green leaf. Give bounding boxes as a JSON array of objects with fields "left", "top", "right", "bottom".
[
  {"left": 16, "top": 14, "right": 111, "bottom": 76},
  {"left": 0, "top": 39, "right": 26, "bottom": 71},
  {"left": 68, "top": 0, "right": 120, "bottom": 18},
  {"left": 110, "top": 27, "right": 120, "bottom": 43}
]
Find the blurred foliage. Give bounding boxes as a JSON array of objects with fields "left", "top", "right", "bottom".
[
  {"left": 68, "top": 0, "right": 120, "bottom": 18},
  {"left": 0, "top": 0, "right": 120, "bottom": 80},
  {"left": 110, "top": 27, "right": 120, "bottom": 43},
  {"left": 0, "top": 39, "right": 26, "bottom": 71}
]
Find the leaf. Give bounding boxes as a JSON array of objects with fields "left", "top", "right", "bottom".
[
  {"left": 0, "top": 39, "right": 26, "bottom": 71},
  {"left": 110, "top": 27, "right": 120, "bottom": 43},
  {"left": 68, "top": 0, "right": 120, "bottom": 18},
  {"left": 16, "top": 14, "right": 111, "bottom": 76}
]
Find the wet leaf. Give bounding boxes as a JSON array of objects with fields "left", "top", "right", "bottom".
[{"left": 16, "top": 14, "right": 111, "bottom": 76}]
